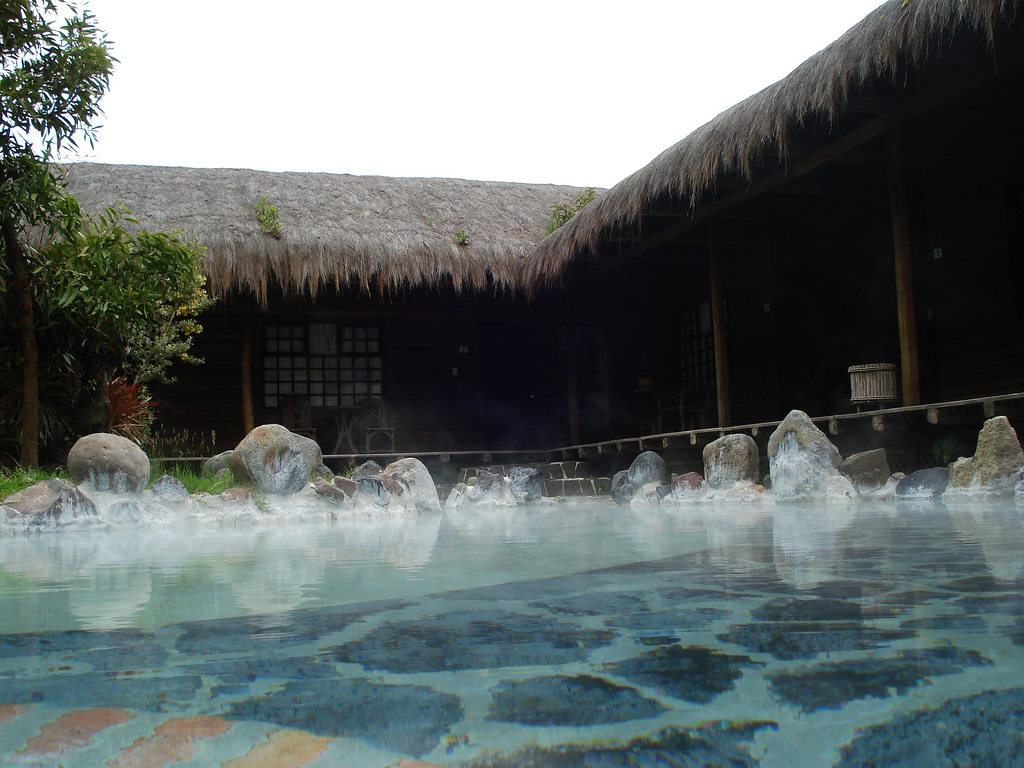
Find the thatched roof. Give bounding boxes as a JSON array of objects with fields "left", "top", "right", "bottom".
[
  {"left": 528, "top": 0, "right": 1020, "bottom": 284},
  {"left": 61, "top": 163, "right": 596, "bottom": 302}
]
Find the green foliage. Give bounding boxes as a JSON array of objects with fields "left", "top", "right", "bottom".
[
  {"left": 40, "top": 206, "right": 214, "bottom": 383},
  {"left": 164, "top": 466, "right": 239, "bottom": 495},
  {"left": 0, "top": 465, "right": 69, "bottom": 498},
  {"left": 453, "top": 228, "right": 470, "bottom": 246},
  {"left": 546, "top": 187, "right": 596, "bottom": 235},
  {"left": 1, "top": 0, "right": 114, "bottom": 467},
  {"left": 0, "top": 1, "right": 114, "bottom": 160},
  {"left": 254, "top": 194, "right": 282, "bottom": 238}
]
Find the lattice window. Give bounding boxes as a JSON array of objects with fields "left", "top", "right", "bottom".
[
  {"left": 680, "top": 302, "right": 715, "bottom": 392},
  {"left": 264, "top": 324, "right": 382, "bottom": 408}
]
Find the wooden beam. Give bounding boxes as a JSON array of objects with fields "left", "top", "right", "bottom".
[
  {"left": 241, "top": 319, "right": 255, "bottom": 435},
  {"left": 565, "top": 289, "right": 581, "bottom": 446},
  {"left": 887, "top": 124, "right": 921, "bottom": 406},
  {"left": 709, "top": 218, "right": 731, "bottom": 427}
]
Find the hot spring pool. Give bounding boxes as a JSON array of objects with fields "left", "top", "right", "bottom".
[{"left": 2, "top": 499, "right": 1024, "bottom": 767}]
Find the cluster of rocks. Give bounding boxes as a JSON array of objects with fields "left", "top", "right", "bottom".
[
  {"left": 444, "top": 467, "right": 544, "bottom": 510},
  {"left": 611, "top": 410, "right": 1024, "bottom": 507},
  {"left": 4, "top": 411, "right": 1023, "bottom": 528},
  {"left": 2, "top": 423, "right": 441, "bottom": 529}
]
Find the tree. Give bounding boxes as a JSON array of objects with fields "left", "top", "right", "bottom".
[
  {"left": 1, "top": 2, "right": 214, "bottom": 467},
  {"left": 1, "top": 0, "right": 113, "bottom": 467}
]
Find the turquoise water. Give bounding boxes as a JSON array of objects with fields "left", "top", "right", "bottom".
[{"left": 2, "top": 499, "right": 1024, "bottom": 766}]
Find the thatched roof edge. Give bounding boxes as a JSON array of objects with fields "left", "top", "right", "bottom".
[
  {"left": 61, "top": 163, "right": 597, "bottom": 304},
  {"left": 527, "top": 0, "right": 1018, "bottom": 284}
]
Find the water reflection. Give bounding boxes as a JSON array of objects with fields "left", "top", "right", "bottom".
[{"left": 3, "top": 502, "right": 1024, "bottom": 634}]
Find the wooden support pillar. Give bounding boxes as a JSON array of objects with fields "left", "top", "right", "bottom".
[
  {"left": 565, "top": 288, "right": 581, "bottom": 445},
  {"left": 241, "top": 317, "right": 255, "bottom": 435},
  {"left": 887, "top": 124, "right": 921, "bottom": 406},
  {"left": 709, "top": 218, "right": 731, "bottom": 427}
]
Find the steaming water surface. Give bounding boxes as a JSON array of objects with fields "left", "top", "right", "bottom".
[{"left": 2, "top": 499, "right": 1024, "bottom": 767}]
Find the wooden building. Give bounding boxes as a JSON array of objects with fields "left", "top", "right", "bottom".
[
  {"left": 66, "top": 0, "right": 1023, "bottom": 468},
  {"left": 64, "top": 164, "right": 595, "bottom": 455},
  {"left": 528, "top": 0, "right": 1024, "bottom": 452}
]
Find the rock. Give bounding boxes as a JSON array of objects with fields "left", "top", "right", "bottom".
[
  {"left": 356, "top": 477, "right": 391, "bottom": 508},
  {"left": 610, "top": 470, "right": 634, "bottom": 506},
  {"left": 629, "top": 481, "right": 663, "bottom": 507},
  {"left": 839, "top": 449, "right": 890, "bottom": 495},
  {"left": 723, "top": 483, "right": 767, "bottom": 502},
  {"left": 665, "top": 472, "right": 707, "bottom": 502},
  {"left": 508, "top": 467, "right": 542, "bottom": 503},
  {"left": 383, "top": 458, "right": 441, "bottom": 513},
  {"left": 2, "top": 479, "right": 98, "bottom": 525},
  {"left": 703, "top": 434, "right": 759, "bottom": 490},
  {"left": 203, "top": 451, "right": 233, "bottom": 477},
  {"left": 445, "top": 483, "right": 468, "bottom": 510},
  {"left": 228, "top": 424, "right": 316, "bottom": 495},
  {"left": 896, "top": 467, "right": 949, "bottom": 499},
  {"left": 375, "top": 472, "right": 408, "bottom": 497},
  {"left": 825, "top": 474, "right": 858, "bottom": 502},
  {"left": 351, "top": 460, "right": 383, "bottom": 481},
  {"left": 219, "top": 487, "right": 252, "bottom": 504},
  {"left": 106, "top": 499, "right": 144, "bottom": 524},
  {"left": 767, "top": 410, "right": 842, "bottom": 501},
  {"left": 332, "top": 476, "right": 359, "bottom": 498},
  {"left": 627, "top": 451, "right": 669, "bottom": 488},
  {"left": 314, "top": 477, "right": 350, "bottom": 505},
  {"left": 313, "top": 462, "right": 335, "bottom": 481},
  {"left": 150, "top": 474, "right": 190, "bottom": 503},
  {"left": 948, "top": 416, "right": 1024, "bottom": 495},
  {"left": 67, "top": 433, "right": 150, "bottom": 494},
  {"left": 467, "top": 472, "right": 505, "bottom": 504},
  {"left": 866, "top": 472, "right": 904, "bottom": 501}
]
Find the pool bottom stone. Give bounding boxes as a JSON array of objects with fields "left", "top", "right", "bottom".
[{"left": 4, "top": 505, "right": 1024, "bottom": 766}]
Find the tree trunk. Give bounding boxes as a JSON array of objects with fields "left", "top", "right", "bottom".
[{"left": 2, "top": 216, "right": 40, "bottom": 468}]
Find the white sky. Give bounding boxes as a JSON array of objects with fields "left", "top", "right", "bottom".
[{"left": 67, "top": 0, "right": 887, "bottom": 189}]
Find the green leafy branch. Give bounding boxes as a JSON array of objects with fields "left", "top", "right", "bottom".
[
  {"left": 254, "top": 194, "right": 282, "bottom": 238},
  {"left": 546, "top": 187, "right": 596, "bottom": 235}
]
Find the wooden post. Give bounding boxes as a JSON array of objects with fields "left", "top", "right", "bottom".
[
  {"left": 887, "top": 123, "right": 921, "bottom": 406},
  {"left": 241, "top": 316, "right": 255, "bottom": 434},
  {"left": 709, "top": 218, "right": 731, "bottom": 427},
  {"left": 565, "top": 287, "right": 581, "bottom": 445}
]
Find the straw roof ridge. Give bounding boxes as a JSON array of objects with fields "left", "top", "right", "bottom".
[
  {"left": 527, "top": 0, "right": 1017, "bottom": 285},
  {"left": 60, "top": 163, "right": 599, "bottom": 304}
]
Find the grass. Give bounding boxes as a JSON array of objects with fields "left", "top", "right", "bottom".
[
  {"left": 0, "top": 467, "right": 70, "bottom": 499},
  {"left": 0, "top": 464, "right": 244, "bottom": 500}
]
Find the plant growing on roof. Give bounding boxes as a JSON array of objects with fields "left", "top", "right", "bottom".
[
  {"left": 254, "top": 194, "right": 282, "bottom": 238},
  {"left": 546, "top": 187, "right": 596, "bottom": 235},
  {"left": 453, "top": 228, "right": 470, "bottom": 246}
]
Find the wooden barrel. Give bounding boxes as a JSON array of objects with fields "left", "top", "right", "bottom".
[{"left": 849, "top": 363, "right": 899, "bottom": 404}]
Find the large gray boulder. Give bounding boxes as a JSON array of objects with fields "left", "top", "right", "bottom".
[
  {"left": 67, "top": 433, "right": 150, "bottom": 493},
  {"left": 703, "top": 434, "right": 759, "bottom": 490},
  {"left": 627, "top": 451, "right": 669, "bottom": 488},
  {"left": 896, "top": 467, "right": 949, "bottom": 499},
  {"left": 2, "top": 479, "right": 98, "bottom": 526},
  {"left": 664, "top": 472, "right": 707, "bottom": 503},
  {"left": 767, "top": 410, "right": 843, "bottom": 501},
  {"left": 202, "top": 451, "right": 233, "bottom": 477},
  {"left": 507, "top": 467, "right": 543, "bottom": 503},
  {"left": 610, "top": 470, "right": 634, "bottom": 506},
  {"left": 948, "top": 416, "right": 1024, "bottom": 495},
  {"left": 383, "top": 457, "right": 441, "bottom": 513},
  {"left": 839, "top": 449, "right": 891, "bottom": 495},
  {"left": 229, "top": 424, "right": 321, "bottom": 494}
]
